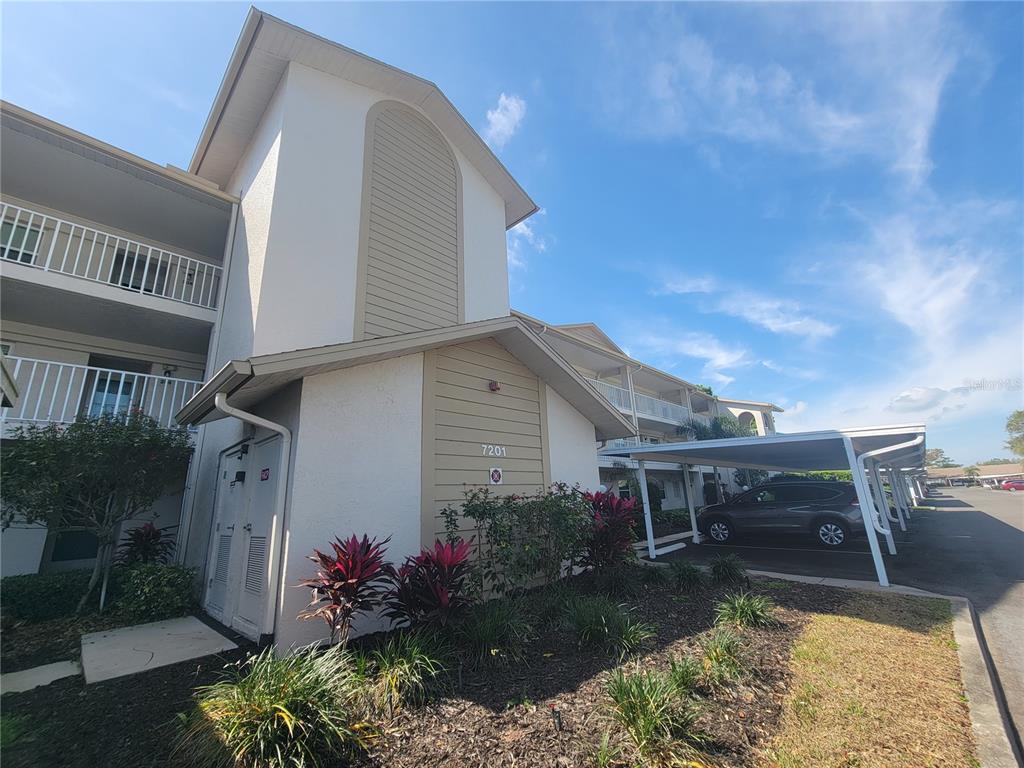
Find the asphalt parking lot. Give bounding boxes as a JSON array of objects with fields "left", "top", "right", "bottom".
[{"left": 664, "top": 486, "right": 1024, "bottom": 752}]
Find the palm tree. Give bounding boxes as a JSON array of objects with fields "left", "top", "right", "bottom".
[{"left": 676, "top": 413, "right": 755, "bottom": 441}]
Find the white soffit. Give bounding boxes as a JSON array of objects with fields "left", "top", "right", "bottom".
[
  {"left": 190, "top": 9, "right": 536, "bottom": 228},
  {"left": 600, "top": 425, "right": 927, "bottom": 472}
]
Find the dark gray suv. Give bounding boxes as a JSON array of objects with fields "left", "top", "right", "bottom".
[{"left": 696, "top": 481, "right": 864, "bottom": 548}]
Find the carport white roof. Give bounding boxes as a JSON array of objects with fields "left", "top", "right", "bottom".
[{"left": 601, "top": 424, "right": 927, "bottom": 472}]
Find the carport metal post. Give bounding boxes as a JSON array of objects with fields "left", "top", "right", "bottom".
[
  {"left": 886, "top": 466, "right": 911, "bottom": 526},
  {"left": 682, "top": 463, "right": 702, "bottom": 544},
  {"left": 874, "top": 462, "right": 906, "bottom": 534},
  {"left": 905, "top": 472, "right": 919, "bottom": 506},
  {"left": 636, "top": 460, "right": 656, "bottom": 559},
  {"left": 868, "top": 461, "right": 900, "bottom": 548},
  {"left": 842, "top": 437, "right": 890, "bottom": 587}
]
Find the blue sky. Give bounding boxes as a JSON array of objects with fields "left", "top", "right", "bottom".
[{"left": 2, "top": 2, "right": 1021, "bottom": 463}]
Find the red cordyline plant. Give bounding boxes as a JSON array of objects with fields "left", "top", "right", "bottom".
[
  {"left": 298, "top": 534, "right": 392, "bottom": 645},
  {"left": 384, "top": 538, "right": 474, "bottom": 628},
  {"left": 115, "top": 522, "right": 176, "bottom": 565},
  {"left": 581, "top": 491, "right": 638, "bottom": 570}
]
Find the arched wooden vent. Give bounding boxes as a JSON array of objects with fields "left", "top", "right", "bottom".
[{"left": 361, "top": 105, "right": 459, "bottom": 339}]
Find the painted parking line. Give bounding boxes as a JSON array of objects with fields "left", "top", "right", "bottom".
[{"left": 702, "top": 543, "right": 875, "bottom": 555}]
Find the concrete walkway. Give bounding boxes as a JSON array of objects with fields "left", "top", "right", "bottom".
[
  {"left": 81, "top": 615, "right": 237, "bottom": 683},
  {"left": 1, "top": 660, "right": 81, "bottom": 694}
]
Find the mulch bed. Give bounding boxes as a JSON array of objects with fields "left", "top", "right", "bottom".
[
  {"left": 2, "top": 648, "right": 250, "bottom": 768},
  {"left": 1, "top": 614, "right": 129, "bottom": 673},
  {"left": 1, "top": 576, "right": 853, "bottom": 768},
  {"left": 360, "top": 575, "right": 850, "bottom": 768}
]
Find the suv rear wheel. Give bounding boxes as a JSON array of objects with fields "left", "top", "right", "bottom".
[
  {"left": 706, "top": 517, "right": 733, "bottom": 544},
  {"left": 815, "top": 519, "right": 849, "bottom": 548}
]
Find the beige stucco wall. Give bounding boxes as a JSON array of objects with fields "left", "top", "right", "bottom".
[
  {"left": 275, "top": 353, "right": 424, "bottom": 648},
  {"left": 544, "top": 384, "right": 600, "bottom": 491}
]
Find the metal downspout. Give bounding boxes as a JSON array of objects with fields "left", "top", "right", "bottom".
[{"left": 214, "top": 392, "right": 292, "bottom": 642}]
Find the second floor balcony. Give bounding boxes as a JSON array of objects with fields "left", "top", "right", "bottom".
[
  {"left": 586, "top": 377, "right": 691, "bottom": 425},
  {"left": 2, "top": 356, "right": 200, "bottom": 432},
  {"left": 1, "top": 202, "right": 223, "bottom": 311}
]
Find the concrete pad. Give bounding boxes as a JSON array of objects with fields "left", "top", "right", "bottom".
[
  {"left": 81, "top": 616, "right": 237, "bottom": 684},
  {"left": 1, "top": 660, "right": 80, "bottom": 694}
]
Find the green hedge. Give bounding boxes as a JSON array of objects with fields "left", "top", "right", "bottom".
[
  {"left": 117, "top": 564, "right": 196, "bottom": 622},
  {"left": 1, "top": 564, "right": 194, "bottom": 624}
]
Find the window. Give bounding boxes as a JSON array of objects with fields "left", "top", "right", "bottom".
[
  {"left": 51, "top": 530, "right": 99, "bottom": 562},
  {"left": 88, "top": 373, "right": 136, "bottom": 418},
  {"left": 786, "top": 485, "right": 842, "bottom": 502},
  {"left": 1, "top": 221, "right": 41, "bottom": 264},
  {"left": 751, "top": 489, "right": 778, "bottom": 503},
  {"left": 111, "top": 249, "right": 169, "bottom": 295}
]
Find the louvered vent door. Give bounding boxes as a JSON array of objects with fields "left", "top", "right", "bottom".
[{"left": 362, "top": 105, "right": 459, "bottom": 339}]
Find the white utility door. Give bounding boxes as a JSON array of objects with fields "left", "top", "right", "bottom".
[
  {"left": 204, "top": 445, "right": 251, "bottom": 622},
  {"left": 231, "top": 436, "right": 282, "bottom": 639}
]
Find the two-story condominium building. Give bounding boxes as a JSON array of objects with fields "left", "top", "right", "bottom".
[{"left": 0, "top": 10, "right": 783, "bottom": 646}]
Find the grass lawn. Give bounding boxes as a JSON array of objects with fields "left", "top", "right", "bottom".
[
  {"left": 0, "top": 572, "right": 978, "bottom": 768},
  {"left": 765, "top": 592, "right": 977, "bottom": 767}
]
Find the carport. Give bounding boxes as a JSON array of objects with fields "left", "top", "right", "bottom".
[{"left": 600, "top": 424, "right": 927, "bottom": 587}]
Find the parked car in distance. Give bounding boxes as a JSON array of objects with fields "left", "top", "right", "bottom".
[
  {"left": 697, "top": 481, "right": 865, "bottom": 548},
  {"left": 1000, "top": 480, "right": 1024, "bottom": 492}
]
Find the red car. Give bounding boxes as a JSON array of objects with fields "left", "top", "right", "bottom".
[{"left": 1000, "top": 480, "right": 1024, "bottom": 492}]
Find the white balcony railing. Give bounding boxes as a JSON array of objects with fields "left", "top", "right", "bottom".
[
  {"left": 585, "top": 377, "right": 691, "bottom": 423},
  {"left": 1, "top": 202, "right": 222, "bottom": 310},
  {"left": 1, "top": 357, "right": 200, "bottom": 430}
]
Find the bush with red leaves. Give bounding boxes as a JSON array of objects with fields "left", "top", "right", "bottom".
[
  {"left": 384, "top": 538, "right": 474, "bottom": 628},
  {"left": 298, "top": 534, "right": 392, "bottom": 644},
  {"left": 581, "top": 491, "right": 638, "bottom": 571}
]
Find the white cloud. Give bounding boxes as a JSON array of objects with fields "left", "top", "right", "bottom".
[
  {"left": 716, "top": 292, "right": 837, "bottom": 340},
  {"left": 761, "top": 360, "right": 821, "bottom": 381},
  {"left": 628, "top": 329, "right": 752, "bottom": 389},
  {"left": 506, "top": 209, "right": 547, "bottom": 270},
  {"left": 887, "top": 386, "right": 950, "bottom": 413},
  {"left": 484, "top": 93, "right": 527, "bottom": 150},
  {"left": 651, "top": 273, "right": 717, "bottom": 296},
  {"left": 595, "top": 4, "right": 972, "bottom": 186},
  {"left": 789, "top": 401, "right": 808, "bottom": 416}
]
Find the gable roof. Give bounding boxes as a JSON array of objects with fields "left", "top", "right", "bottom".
[
  {"left": 176, "top": 316, "right": 636, "bottom": 440},
  {"left": 717, "top": 397, "right": 784, "bottom": 413},
  {"left": 554, "top": 323, "right": 626, "bottom": 355},
  {"left": 190, "top": 8, "right": 536, "bottom": 229}
]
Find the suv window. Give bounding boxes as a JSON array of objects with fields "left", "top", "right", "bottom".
[
  {"left": 748, "top": 489, "right": 778, "bottom": 503},
  {"left": 786, "top": 486, "right": 843, "bottom": 502}
]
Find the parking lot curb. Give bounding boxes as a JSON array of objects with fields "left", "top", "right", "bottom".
[{"left": 744, "top": 569, "right": 1021, "bottom": 768}]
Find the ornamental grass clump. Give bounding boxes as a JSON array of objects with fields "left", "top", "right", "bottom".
[
  {"left": 709, "top": 553, "right": 747, "bottom": 585},
  {"left": 606, "top": 667, "right": 705, "bottom": 766},
  {"left": 176, "top": 644, "right": 374, "bottom": 768},
  {"left": 670, "top": 560, "right": 706, "bottom": 593},
  {"left": 362, "top": 629, "right": 450, "bottom": 716},
  {"left": 698, "top": 627, "right": 747, "bottom": 689},
  {"left": 564, "top": 596, "right": 655, "bottom": 657},
  {"left": 298, "top": 534, "right": 392, "bottom": 644},
  {"left": 455, "top": 597, "right": 533, "bottom": 667},
  {"left": 714, "top": 592, "right": 777, "bottom": 628}
]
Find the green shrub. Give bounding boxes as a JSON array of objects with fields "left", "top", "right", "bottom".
[
  {"left": 639, "top": 565, "right": 669, "bottom": 587},
  {"left": 709, "top": 553, "right": 746, "bottom": 584},
  {"left": 606, "top": 667, "right": 703, "bottom": 765},
  {"left": 699, "top": 628, "right": 746, "bottom": 688},
  {"left": 668, "top": 655, "right": 702, "bottom": 696},
  {"left": 362, "top": 629, "right": 449, "bottom": 716},
  {"left": 176, "top": 644, "right": 373, "bottom": 768},
  {"left": 116, "top": 564, "right": 195, "bottom": 622},
  {"left": 0, "top": 568, "right": 133, "bottom": 622},
  {"left": 669, "top": 560, "right": 706, "bottom": 593},
  {"left": 455, "top": 598, "right": 533, "bottom": 667},
  {"left": 714, "top": 592, "right": 777, "bottom": 628},
  {"left": 564, "top": 596, "right": 654, "bottom": 657},
  {"left": 527, "top": 580, "right": 576, "bottom": 626}
]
